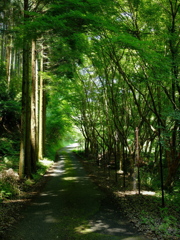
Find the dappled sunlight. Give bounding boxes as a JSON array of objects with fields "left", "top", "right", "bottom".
[
  {"left": 141, "top": 191, "right": 155, "bottom": 196},
  {"left": 66, "top": 143, "right": 80, "bottom": 148},
  {"left": 59, "top": 143, "right": 80, "bottom": 153},
  {"left": 39, "top": 158, "right": 53, "bottom": 167},
  {"left": 75, "top": 224, "right": 95, "bottom": 234},
  {"left": 34, "top": 191, "right": 60, "bottom": 200},
  {"left": 62, "top": 176, "right": 89, "bottom": 182},
  {"left": 62, "top": 176, "right": 80, "bottom": 181},
  {"left": 46, "top": 168, "right": 64, "bottom": 177},
  {"left": 59, "top": 189, "right": 67, "bottom": 192},
  {"left": 75, "top": 219, "right": 134, "bottom": 236},
  {"left": 45, "top": 215, "right": 60, "bottom": 223},
  {"left": 31, "top": 206, "right": 60, "bottom": 223},
  {"left": 58, "top": 156, "right": 66, "bottom": 160},
  {"left": 116, "top": 190, "right": 155, "bottom": 196},
  {"left": 39, "top": 193, "right": 48, "bottom": 196},
  {"left": 44, "top": 160, "right": 65, "bottom": 177}
]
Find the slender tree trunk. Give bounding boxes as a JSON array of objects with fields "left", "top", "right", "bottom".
[
  {"left": 35, "top": 49, "right": 39, "bottom": 158},
  {"left": 6, "top": 35, "right": 12, "bottom": 89},
  {"left": 1, "top": 19, "right": 6, "bottom": 68},
  {"left": 42, "top": 84, "right": 46, "bottom": 154},
  {"left": 39, "top": 45, "right": 44, "bottom": 159},
  {"left": 135, "top": 127, "right": 141, "bottom": 194},
  {"left": 31, "top": 39, "right": 38, "bottom": 172}
]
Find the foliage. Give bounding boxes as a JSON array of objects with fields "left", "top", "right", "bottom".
[
  {"left": 32, "top": 159, "right": 54, "bottom": 181},
  {"left": 0, "top": 138, "right": 19, "bottom": 157},
  {"left": 0, "top": 82, "right": 21, "bottom": 122},
  {"left": 0, "top": 0, "right": 179, "bottom": 233},
  {"left": 0, "top": 169, "right": 19, "bottom": 200},
  {"left": 45, "top": 78, "right": 80, "bottom": 157},
  {"left": 140, "top": 199, "right": 180, "bottom": 238},
  {"left": 0, "top": 81, "right": 21, "bottom": 160},
  {"left": 0, "top": 158, "right": 53, "bottom": 200},
  {"left": 79, "top": 152, "right": 180, "bottom": 239},
  {"left": 0, "top": 155, "right": 19, "bottom": 173}
]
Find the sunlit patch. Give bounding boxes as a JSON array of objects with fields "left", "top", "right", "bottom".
[
  {"left": 75, "top": 220, "right": 127, "bottom": 235},
  {"left": 63, "top": 176, "right": 79, "bottom": 181},
  {"left": 39, "top": 158, "right": 53, "bottom": 168},
  {"left": 75, "top": 225, "right": 94, "bottom": 234},
  {"left": 141, "top": 190, "right": 155, "bottom": 196},
  {"left": 39, "top": 191, "right": 60, "bottom": 197},
  {"left": 46, "top": 169, "right": 65, "bottom": 177},
  {"left": 59, "top": 189, "right": 67, "bottom": 192},
  {"left": 88, "top": 220, "right": 109, "bottom": 232},
  {"left": 116, "top": 190, "right": 155, "bottom": 196},
  {"left": 45, "top": 215, "right": 59, "bottom": 223},
  {"left": 40, "top": 193, "right": 48, "bottom": 196},
  {"left": 54, "top": 169, "right": 64, "bottom": 173},
  {"left": 66, "top": 143, "right": 79, "bottom": 148}
]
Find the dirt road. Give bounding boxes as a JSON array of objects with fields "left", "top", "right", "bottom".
[{"left": 4, "top": 144, "right": 147, "bottom": 240}]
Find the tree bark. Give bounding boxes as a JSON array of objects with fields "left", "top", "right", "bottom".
[
  {"left": 39, "top": 45, "right": 44, "bottom": 159},
  {"left": 19, "top": 39, "right": 31, "bottom": 179},
  {"left": 6, "top": 34, "right": 12, "bottom": 89},
  {"left": 19, "top": 0, "right": 31, "bottom": 179},
  {"left": 31, "top": 39, "right": 38, "bottom": 172}
]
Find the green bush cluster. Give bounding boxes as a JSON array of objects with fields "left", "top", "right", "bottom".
[
  {"left": 0, "top": 139, "right": 13, "bottom": 156},
  {"left": 0, "top": 169, "right": 20, "bottom": 201},
  {"left": 0, "top": 155, "right": 19, "bottom": 172},
  {"left": 140, "top": 207, "right": 179, "bottom": 238}
]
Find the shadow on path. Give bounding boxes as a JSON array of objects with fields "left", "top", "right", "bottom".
[{"left": 4, "top": 144, "right": 147, "bottom": 240}]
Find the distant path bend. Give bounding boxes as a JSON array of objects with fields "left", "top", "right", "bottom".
[{"left": 5, "top": 144, "right": 147, "bottom": 240}]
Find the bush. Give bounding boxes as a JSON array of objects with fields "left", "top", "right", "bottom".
[
  {"left": 0, "top": 168, "right": 20, "bottom": 200},
  {"left": 0, "top": 138, "right": 13, "bottom": 156}
]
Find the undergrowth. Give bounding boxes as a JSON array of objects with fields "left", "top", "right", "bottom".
[
  {"left": 76, "top": 150, "right": 180, "bottom": 240},
  {"left": 0, "top": 169, "right": 19, "bottom": 200},
  {"left": 0, "top": 158, "right": 53, "bottom": 202}
]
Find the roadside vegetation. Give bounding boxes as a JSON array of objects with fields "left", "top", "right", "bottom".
[{"left": 74, "top": 150, "right": 180, "bottom": 240}]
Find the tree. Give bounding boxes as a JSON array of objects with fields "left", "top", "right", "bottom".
[
  {"left": 19, "top": 0, "right": 31, "bottom": 179},
  {"left": 1, "top": 0, "right": 179, "bottom": 190}
]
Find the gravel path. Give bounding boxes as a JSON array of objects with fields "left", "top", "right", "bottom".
[{"left": 4, "top": 145, "right": 147, "bottom": 240}]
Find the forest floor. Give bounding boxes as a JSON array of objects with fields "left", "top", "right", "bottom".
[
  {"left": 77, "top": 153, "right": 180, "bottom": 240},
  {"left": 0, "top": 146, "right": 179, "bottom": 240}
]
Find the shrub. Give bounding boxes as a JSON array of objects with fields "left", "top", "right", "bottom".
[
  {"left": 0, "top": 138, "right": 13, "bottom": 156},
  {"left": 0, "top": 168, "right": 20, "bottom": 200}
]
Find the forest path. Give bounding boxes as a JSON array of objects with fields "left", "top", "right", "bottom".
[{"left": 5, "top": 144, "right": 147, "bottom": 240}]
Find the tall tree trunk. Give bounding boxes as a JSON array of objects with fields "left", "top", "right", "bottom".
[
  {"left": 19, "top": 0, "right": 31, "bottom": 179},
  {"left": 31, "top": 39, "right": 38, "bottom": 172},
  {"left": 6, "top": 35, "right": 12, "bottom": 89},
  {"left": 165, "top": 0, "right": 180, "bottom": 188},
  {"left": 19, "top": 39, "right": 31, "bottom": 179},
  {"left": 38, "top": 45, "right": 44, "bottom": 159}
]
